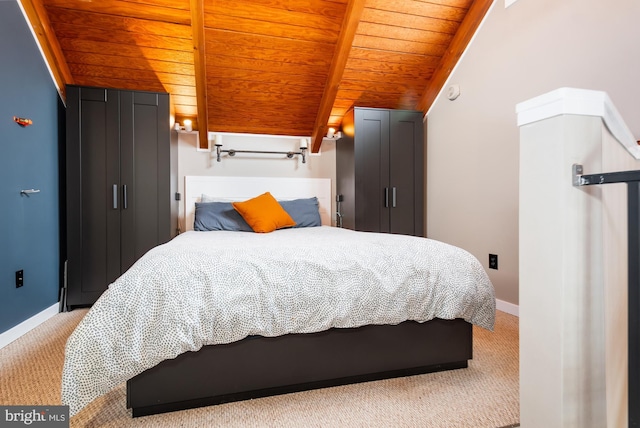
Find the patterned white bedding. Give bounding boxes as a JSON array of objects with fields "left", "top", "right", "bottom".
[{"left": 61, "top": 226, "right": 495, "bottom": 416}]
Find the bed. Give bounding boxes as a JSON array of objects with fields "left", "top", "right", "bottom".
[{"left": 61, "top": 176, "right": 496, "bottom": 418}]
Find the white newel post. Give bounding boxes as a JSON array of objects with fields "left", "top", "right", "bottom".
[{"left": 517, "top": 88, "right": 640, "bottom": 428}]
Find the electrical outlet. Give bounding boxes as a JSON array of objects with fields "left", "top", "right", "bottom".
[
  {"left": 489, "top": 254, "right": 498, "bottom": 270},
  {"left": 15, "top": 270, "right": 24, "bottom": 288}
]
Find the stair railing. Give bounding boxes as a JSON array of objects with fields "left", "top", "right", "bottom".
[{"left": 573, "top": 163, "right": 640, "bottom": 428}]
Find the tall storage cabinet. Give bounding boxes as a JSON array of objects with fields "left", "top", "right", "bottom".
[
  {"left": 65, "top": 85, "right": 178, "bottom": 309},
  {"left": 336, "top": 107, "right": 424, "bottom": 236}
]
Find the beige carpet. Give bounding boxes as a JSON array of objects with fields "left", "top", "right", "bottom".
[{"left": 0, "top": 309, "right": 519, "bottom": 428}]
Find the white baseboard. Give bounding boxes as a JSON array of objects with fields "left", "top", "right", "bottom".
[
  {"left": 0, "top": 303, "right": 59, "bottom": 350},
  {"left": 496, "top": 299, "right": 519, "bottom": 317}
]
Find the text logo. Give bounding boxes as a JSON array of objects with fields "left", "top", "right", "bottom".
[{"left": 0, "top": 406, "right": 69, "bottom": 427}]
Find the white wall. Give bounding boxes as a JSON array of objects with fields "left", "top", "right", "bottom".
[
  {"left": 426, "top": 0, "right": 640, "bottom": 306},
  {"left": 177, "top": 132, "right": 336, "bottom": 231}
]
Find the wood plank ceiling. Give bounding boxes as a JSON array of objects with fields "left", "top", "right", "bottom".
[{"left": 22, "top": 0, "right": 492, "bottom": 151}]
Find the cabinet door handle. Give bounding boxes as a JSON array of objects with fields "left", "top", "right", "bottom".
[
  {"left": 384, "top": 187, "right": 389, "bottom": 208},
  {"left": 336, "top": 194, "right": 343, "bottom": 228},
  {"left": 123, "top": 184, "right": 128, "bottom": 209},
  {"left": 112, "top": 184, "right": 118, "bottom": 209},
  {"left": 392, "top": 187, "right": 397, "bottom": 208}
]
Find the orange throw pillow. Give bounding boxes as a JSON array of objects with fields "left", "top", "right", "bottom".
[{"left": 232, "top": 192, "right": 296, "bottom": 233}]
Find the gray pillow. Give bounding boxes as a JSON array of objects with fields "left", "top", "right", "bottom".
[
  {"left": 194, "top": 202, "right": 252, "bottom": 232},
  {"left": 279, "top": 197, "right": 321, "bottom": 228}
]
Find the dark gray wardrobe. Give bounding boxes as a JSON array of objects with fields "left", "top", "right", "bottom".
[
  {"left": 64, "top": 85, "right": 178, "bottom": 310},
  {"left": 336, "top": 107, "right": 424, "bottom": 237}
]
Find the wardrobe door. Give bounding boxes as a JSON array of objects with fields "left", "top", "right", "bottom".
[
  {"left": 389, "top": 110, "right": 424, "bottom": 236},
  {"left": 120, "top": 91, "right": 171, "bottom": 273},
  {"left": 336, "top": 107, "right": 423, "bottom": 237},
  {"left": 354, "top": 108, "right": 390, "bottom": 233},
  {"left": 66, "top": 86, "right": 121, "bottom": 307}
]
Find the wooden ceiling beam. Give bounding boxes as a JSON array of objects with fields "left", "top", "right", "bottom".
[
  {"left": 18, "top": 0, "right": 73, "bottom": 101},
  {"left": 417, "top": 0, "right": 493, "bottom": 113},
  {"left": 190, "top": 0, "right": 209, "bottom": 150},
  {"left": 310, "top": 0, "right": 366, "bottom": 153}
]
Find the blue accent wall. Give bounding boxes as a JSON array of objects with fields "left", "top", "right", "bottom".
[{"left": 0, "top": 1, "right": 60, "bottom": 332}]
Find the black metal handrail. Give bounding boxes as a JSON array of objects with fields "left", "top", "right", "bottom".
[{"left": 573, "top": 163, "right": 640, "bottom": 428}]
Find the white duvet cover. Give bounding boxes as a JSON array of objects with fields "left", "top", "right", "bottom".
[{"left": 62, "top": 226, "right": 495, "bottom": 416}]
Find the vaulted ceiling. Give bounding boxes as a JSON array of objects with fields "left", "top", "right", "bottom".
[{"left": 20, "top": 0, "right": 492, "bottom": 151}]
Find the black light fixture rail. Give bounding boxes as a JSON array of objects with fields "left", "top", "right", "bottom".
[{"left": 214, "top": 144, "right": 307, "bottom": 163}]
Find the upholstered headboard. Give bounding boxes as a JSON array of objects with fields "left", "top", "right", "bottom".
[{"left": 184, "top": 176, "right": 332, "bottom": 231}]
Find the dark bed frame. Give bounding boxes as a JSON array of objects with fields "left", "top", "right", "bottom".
[{"left": 126, "top": 317, "right": 473, "bottom": 417}]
